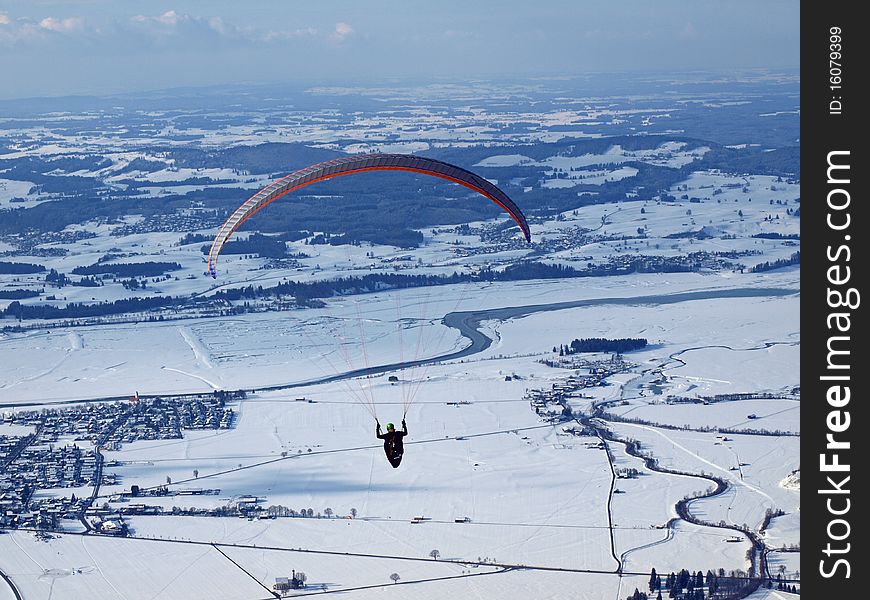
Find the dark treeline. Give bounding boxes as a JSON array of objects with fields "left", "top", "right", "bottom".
[
  {"left": 124, "top": 177, "right": 237, "bottom": 189},
  {"left": 71, "top": 262, "right": 183, "bottom": 277},
  {"left": 0, "top": 289, "right": 41, "bottom": 299},
  {"left": 200, "top": 233, "right": 286, "bottom": 258},
  {"left": 749, "top": 251, "right": 799, "bottom": 273},
  {"left": 4, "top": 295, "right": 181, "bottom": 320},
  {"left": 635, "top": 567, "right": 764, "bottom": 600},
  {"left": 121, "top": 157, "right": 166, "bottom": 173},
  {"left": 555, "top": 337, "right": 648, "bottom": 355},
  {"left": 179, "top": 233, "right": 212, "bottom": 245},
  {"left": 1, "top": 258, "right": 722, "bottom": 321},
  {"left": 211, "top": 261, "right": 594, "bottom": 303},
  {"left": 0, "top": 261, "right": 46, "bottom": 274},
  {"left": 46, "top": 269, "right": 101, "bottom": 288},
  {"left": 212, "top": 270, "right": 469, "bottom": 303},
  {"left": 698, "top": 145, "right": 799, "bottom": 178},
  {"left": 309, "top": 227, "right": 424, "bottom": 249},
  {"left": 0, "top": 157, "right": 104, "bottom": 195},
  {"left": 751, "top": 232, "right": 799, "bottom": 240},
  {"left": 171, "top": 142, "right": 339, "bottom": 174}
]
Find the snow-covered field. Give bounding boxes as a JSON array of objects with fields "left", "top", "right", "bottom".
[
  {"left": 0, "top": 271, "right": 796, "bottom": 404},
  {"left": 1, "top": 267, "right": 798, "bottom": 597},
  {"left": 0, "top": 81, "right": 800, "bottom": 598},
  {"left": 606, "top": 422, "right": 799, "bottom": 531},
  {"left": 0, "top": 530, "right": 267, "bottom": 600},
  {"left": 0, "top": 201, "right": 799, "bottom": 600},
  {"left": 0, "top": 526, "right": 650, "bottom": 600}
]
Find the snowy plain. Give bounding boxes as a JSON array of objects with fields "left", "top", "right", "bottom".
[
  {"left": 0, "top": 268, "right": 799, "bottom": 597},
  {"left": 0, "top": 83, "right": 801, "bottom": 597}
]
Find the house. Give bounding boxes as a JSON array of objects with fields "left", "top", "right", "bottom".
[
  {"left": 101, "top": 520, "right": 123, "bottom": 535},
  {"left": 274, "top": 571, "right": 305, "bottom": 591}
]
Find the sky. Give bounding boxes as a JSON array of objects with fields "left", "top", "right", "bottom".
[{"left": 0, "top": 0, "right": 800, "bottom": 100}]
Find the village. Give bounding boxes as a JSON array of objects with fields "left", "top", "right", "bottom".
[{"left": 0, "top": 393, "right": 236, "bottom": 533}]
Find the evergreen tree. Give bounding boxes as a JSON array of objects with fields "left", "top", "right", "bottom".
[
  {"left": 705, "top": 570, "right": 718, "bottom": 595},
  {"left": 678, "top": 569, "right": 690, "bottom": 591},
  {"left": 649, "top": 568, "right": 658, "bottom": 592}
]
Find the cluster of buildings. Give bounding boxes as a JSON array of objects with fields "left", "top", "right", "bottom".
[
  {"left": 108, "top": 213, "right": 219, "bottom": 238},
  {"left": 527, "top": 356, "right": 630, "bottom": 422},
  {"left": 0, "top": 393, "right": 235, "bottom": 532},
  {"left": 1, "top": 229, "right": 98, "bottom": 257},
  {"left": 103, "top": 396, "right": 233, "bottom": 448}
]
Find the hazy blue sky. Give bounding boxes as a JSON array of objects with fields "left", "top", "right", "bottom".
[{"left": 1, "top": 1, "right": 799, "bottom": 99}]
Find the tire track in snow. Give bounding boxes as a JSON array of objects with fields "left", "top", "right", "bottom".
[
  {"left": 161, "top": 367, "right": 221, "bottom": 390},
  {"left": 0, "top": 332, "right": 82, "bottom": 390},
  {"left": 617, "top": 422, "right": 775, "bottom": 504},
  {"left": 177, "top": 326, "right": 215, "bottom": 370},
  {"left": 67, "top": 332, "right": 84, "bottom": 350},
  {"left": 166, "top": 326, "right": 223, "bottom": 390},
  {"left": 80, "top": 535, "right": 129, "bottom": 600}
]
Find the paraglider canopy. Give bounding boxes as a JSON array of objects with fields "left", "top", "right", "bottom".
[{"left": 207, "top": 153, "right": 531, "bottom": 278}]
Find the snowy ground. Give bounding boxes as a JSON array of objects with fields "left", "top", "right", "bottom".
[
  {"left": 1, "top": 268, "right": 798, "bottom": 598},
  {"left": 0, "top": 526, "right": 649, "bottom": 600},
  {"left": 0, "top": 85, "right": 800, "bottom": 597},
  {"left": 0, "top": 530, "right": 267, "bottom": 600},
  {"left": 0, "top": 270, "right": 797, "bottom": 405}
]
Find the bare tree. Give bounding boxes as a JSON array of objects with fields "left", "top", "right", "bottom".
[
  {"left": 350, "top": 508, "right": 358, "bottom": 518},
  {"left": 324, "top": 508, "right": 333, "bottom": 518},
  {"left": 429, "top": 549, "right": 440, "bottom": 560},
  {"left": 389, "top": 573, "right": 400, "bottom": 584}
]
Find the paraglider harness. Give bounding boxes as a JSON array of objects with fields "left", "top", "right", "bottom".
[{"left": 377, "top": 419, "right": 407, "bottom": 468}]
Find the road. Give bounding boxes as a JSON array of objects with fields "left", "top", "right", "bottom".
[
  {"left": 79, "top": 408, "right": 132, "bottom": 531},
  {"left": 0, "top": 566, "right": 22, "bottom": 600}
]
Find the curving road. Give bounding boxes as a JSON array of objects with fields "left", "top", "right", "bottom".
[{"left": 0, "top": 567, "right": 22, "bottom": 600}]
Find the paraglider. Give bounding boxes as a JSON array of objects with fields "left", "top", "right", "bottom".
[
  {"left": 376, "top": 420, "right": 408, "bottom": 468},
  {"left": 207, "top": 153, "right": 531, "bottom": 278},
  {"left": 206, "top": 153, "right": 530, "bottom": 467}
]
